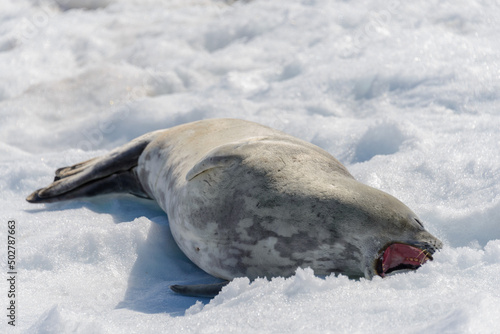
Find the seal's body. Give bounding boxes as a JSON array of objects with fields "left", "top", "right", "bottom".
[{"left": 28, "top": 119, "right": 442, "bottom": 296}]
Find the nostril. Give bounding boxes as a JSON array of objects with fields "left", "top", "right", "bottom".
[
  {"left": 427, "top": 240, "right": 444, "bottom": 253},
  {"left": 433, "top": 239, "right": 444, "bottom": 250}
]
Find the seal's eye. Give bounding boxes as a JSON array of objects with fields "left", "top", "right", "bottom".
[{"left": 414, "top": 218, "right": 424, "bottom": 228}]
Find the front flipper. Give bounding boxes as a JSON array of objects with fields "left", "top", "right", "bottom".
[
  {"left": 170, "top": 281, "right": 229, "bottom": 298},
  {"left": 185, "top": 144, "right": 243, "bottom": 181}
]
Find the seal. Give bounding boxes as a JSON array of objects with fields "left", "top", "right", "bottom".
[{"left": 27, "top": 119, "right": 442, "bottom": 297}]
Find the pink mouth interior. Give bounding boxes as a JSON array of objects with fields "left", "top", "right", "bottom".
[{"left": 378, "top": 243, "right": 432, "bottom": 277}]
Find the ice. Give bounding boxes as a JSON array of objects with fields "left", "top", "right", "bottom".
[{"left": 1, "top": 0, "right": 500, "bottom": 332}]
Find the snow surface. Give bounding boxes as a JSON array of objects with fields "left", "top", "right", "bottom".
[{"left": 1, "top": 0, "right": 500, "bottom": 332}]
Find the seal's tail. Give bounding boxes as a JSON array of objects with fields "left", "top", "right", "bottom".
[{"left": 26, "top": 131, "right": 162, "bottom": 203}]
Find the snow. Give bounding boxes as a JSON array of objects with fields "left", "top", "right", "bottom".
[{"left": 1, "top": 0, "right": 500, "bottom": 332}]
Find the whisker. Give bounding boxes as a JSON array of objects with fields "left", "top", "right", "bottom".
[{"left": 415, "top": 249, "right": 430, "bottom": 264}]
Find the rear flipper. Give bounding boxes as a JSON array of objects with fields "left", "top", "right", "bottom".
[
  {"left": 26, "top": 130, "right": 162, "bottom": 203},
  {"left": 170, "top": 281, "right": 229, "bottom": 298}
]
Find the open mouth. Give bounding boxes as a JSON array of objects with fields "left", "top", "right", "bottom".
[{"left": 376, "top": 243, "right": 433, "bottom": 277}]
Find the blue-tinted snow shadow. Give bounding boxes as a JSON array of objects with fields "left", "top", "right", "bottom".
[
  {"left": 426, "top": 200, "right": 500, "bottom": 248},
  {"left": 26, "top": 195, "right": 223, "bottom": 316},
  {"left": 24, "top": 195, "right": 165, "bottom": 225},
  {"left": 86, "top": 195, "right": 167, "bottom": 224},
  {"left": 116, "top": 217, "right": 224, "bottom": 316}
]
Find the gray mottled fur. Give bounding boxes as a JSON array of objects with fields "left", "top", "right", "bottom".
[{"left": 27, "top": 119, "right": 442, "bottom": 297}]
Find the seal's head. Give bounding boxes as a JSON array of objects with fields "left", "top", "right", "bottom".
[
  {"left": 367, "top": 215, "right": 442, "bottom": 279},
  {"left": 338, "top": 180, "right": 443, "bottom": 279}
]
